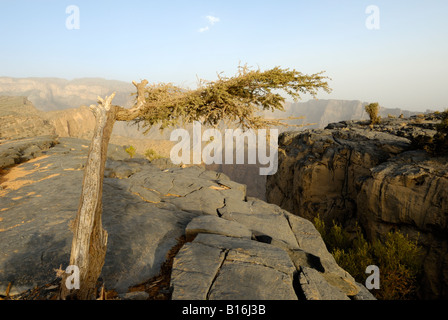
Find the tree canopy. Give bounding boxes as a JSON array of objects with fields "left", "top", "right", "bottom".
[{"left": 115, "top": 65, "right": 331, "bottom": 133}]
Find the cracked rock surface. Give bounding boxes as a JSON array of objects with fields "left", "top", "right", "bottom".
[
  {"left": 0, "top": 136, "right": 374, "bottom": 300},
  {"left": 267, "top": 114, "right": 448, "bottom": 299}
]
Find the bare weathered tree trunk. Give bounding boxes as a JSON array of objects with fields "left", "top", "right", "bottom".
[
  {"left": 61, "top": 80, "right": 148, "bottom": 300},
  {"left": 61, "top": 94, "right": 117, "bottom": 299}
]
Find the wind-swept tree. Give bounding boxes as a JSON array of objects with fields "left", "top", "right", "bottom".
[{"left": 60, "top": 65, "right": 331, "bottom": 299}]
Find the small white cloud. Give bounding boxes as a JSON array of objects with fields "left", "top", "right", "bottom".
[
  {"left": 198, "top": 15, "right": 220, "bottom": 33},
  {"left": 206, "top": 15, "right": 220, "bottom": 25},
  {"left": 198, "top": 26, "right": 210, "bottom": 33}
]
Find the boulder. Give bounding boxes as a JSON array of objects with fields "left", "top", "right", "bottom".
[
  {"left": 299, "top": 267, "right": 350, "bottom": 300},
  {"left": 171, "top": 234, "right": 298, "bottom": 300}
]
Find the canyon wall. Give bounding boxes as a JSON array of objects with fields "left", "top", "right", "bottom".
[{"left": 266, "top": 114, "right": 448, "bottom": 299}]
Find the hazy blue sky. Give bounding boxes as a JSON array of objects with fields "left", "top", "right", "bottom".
[{"left": 1, "top": 0, "right": 447, "bottom": 111}]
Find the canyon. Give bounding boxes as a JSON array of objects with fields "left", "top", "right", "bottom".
[{"left": 266, "top": 113, "right": 448, "bottom": 299}]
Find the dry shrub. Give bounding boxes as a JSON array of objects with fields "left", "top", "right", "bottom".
[
  {"left": 125, "top": 145, "right": 136, "bottom": 158},
  {"left": 314, "top": 216, "right": 423, "bottom": 299},
  {"left": 144, "top": 148, "right": 163, "bottom": 161},
  {"left": 365, "top": 102, "right": 381, "bottom": 125}
]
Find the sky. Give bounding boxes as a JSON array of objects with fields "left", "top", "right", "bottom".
[{"left": 0, "top": 0, "right": 447, "bottom": 111}]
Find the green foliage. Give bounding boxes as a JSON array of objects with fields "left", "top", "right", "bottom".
[
  {"left": 125, "top": 145, "right": 136, "bottom": 159},
  {"left": 370, "top": 231, "right": 422, "bottom": 300},
  {"left": 314, "top": 217, "right": 352, "bottom": 250},
  {"left": 365, "top": 102, "right": 381, "bottom": 125},
  {"left": 313, "top": 214, "right": 326, "bottom": 236},
  {"left": 133, "top": 65, "right": 332, "bottom": 133},
  {"left": 313, "top": 215, "right": 423, "bottom": 300},
  {"left": 144, "top": 148, "right": 163, "bottom": 162}
]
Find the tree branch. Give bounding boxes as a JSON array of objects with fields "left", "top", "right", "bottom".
[{"left": 115, "top": 79, "right": 148, "bottom": 121}]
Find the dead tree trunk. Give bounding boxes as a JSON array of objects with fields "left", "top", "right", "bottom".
[
  {"left": 60, "top": 94, "right": 117, "bottom": 299},
  {"left": 61, "top": 80, "right": 148, "bottom": 300}
]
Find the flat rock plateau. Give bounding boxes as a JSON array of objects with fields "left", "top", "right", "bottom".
[{"left": 0, "top": 135, "right": 374, "bottom": 300}]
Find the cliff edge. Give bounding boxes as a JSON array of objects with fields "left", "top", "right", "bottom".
[{"left": 267, "top": 113, "right": 448, "bottom": 299}]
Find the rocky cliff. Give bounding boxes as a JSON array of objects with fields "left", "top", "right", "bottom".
[
  {"left": 0, "top": 96, "right": 56, "bottom": 141},
  {"left": 266, "top": 113, "right": 448, "bottom": 299},
  {"left": 0, "top": 77, "right": 134, "bottom": 111},
  {"left": 0, "top": 96, "right": 174, "bottom": 163},
  {"left": 0, "top": 136, "right": 375, "bottom": 300}
]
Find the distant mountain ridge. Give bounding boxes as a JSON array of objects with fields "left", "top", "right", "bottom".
[
  {"left": 0, "top": 77, "right": 420, "bottom": 123},
  {"left": 0, "top": 77, "right": 134, "bottom": 111},
  {"left": 275, "top": 99, "right": 419, "bottom": 130}
]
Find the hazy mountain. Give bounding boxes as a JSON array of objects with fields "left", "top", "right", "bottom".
[
  {"left": 0, "top": 77, "right": 134, "bottom": 111},
  {"left": 0, "top": 77, "right": 420, "bottom": 127},
  {"left": 267, "top": 99, "right": 419, "bottom": 130}
]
